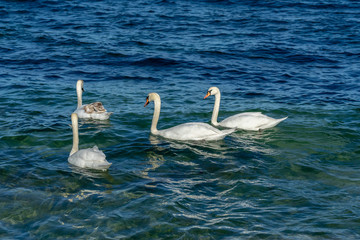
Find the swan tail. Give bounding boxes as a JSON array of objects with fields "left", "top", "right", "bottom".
[
  {"left": 206, "top": 128, "right": 236, "bottom": 141},
  {"left": 95, "top": 162, "right": 112, "bottom": 170},
  {"left": 104, "top": 112, "right": 113, "bottom": 118},
  {"left": 97, "top": 111, "right": 113, "bottom": 120},
  {"left": 221, "top": 128, "right": 236, "bottom": 135},
  {"left": 260, "top": 116, "right": 288, "bottom": 130}
]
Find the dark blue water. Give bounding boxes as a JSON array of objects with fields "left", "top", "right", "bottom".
[{"left": 1, "top": 0, "right": 360, "bottom": 239}]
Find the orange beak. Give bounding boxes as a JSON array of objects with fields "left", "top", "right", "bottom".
[
  {"left": 144, "top": 97, "right": 150, "bottom": 107},
  {"left": 204, "top": 91, "right": 211, "bottom": 99}
]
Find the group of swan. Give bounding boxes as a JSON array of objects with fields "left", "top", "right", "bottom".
[
  {"left": 69, "top": 80, "right": 287, "bottom": 171},
  {"left": 69, "top": 80, "right": 113, "bottom": 170},
  {"left": 144, "top": 92, "right": 236, "bottom": 141}
]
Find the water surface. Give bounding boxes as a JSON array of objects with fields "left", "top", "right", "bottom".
[{"left": 0, "top": 0, "right": 360, "bottom": 239}]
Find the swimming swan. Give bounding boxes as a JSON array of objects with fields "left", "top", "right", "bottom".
[
  {"left": 204, "top": 87, "right": 287, "bottom": 131},
  {"left": 144, "top": 93, "right": 235, "bottom": 141},
  {"left": 73, "top": 80, "right": 113, "bottom": 120},
  {"left": 68, "top": 113, "right": 112, "bottom": 170}
]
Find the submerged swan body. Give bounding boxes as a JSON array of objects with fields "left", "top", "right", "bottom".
[
  {"left": 144, "top": 93, "right": 235, "bottom": 141},
  {"left": 68, "top": 113, "right": 112, "bottom": 170},
  {"left": 73, "top": 80, "right": 112, "bottom": 120},
  {"left": 204, "top": 87, "right": 287, "bottom": 131}
]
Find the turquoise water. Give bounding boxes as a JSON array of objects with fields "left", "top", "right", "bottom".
[{"left": 1, "top": 0, "right": 360, "bottom": 239}]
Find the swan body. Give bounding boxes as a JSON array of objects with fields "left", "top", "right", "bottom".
[
  {"left": 144, "top": 93, "right": 235, "bottom": 141},
  {"left": 73, "top": 80, "right": 113, "bottom": 120},
  {"left": 204, "top": 87, "right": 287, "bottom": 131},
  {"left": 157, "top": 122, "right": 234, "bottom": 141},
  {"left": 68, "top": 113, "right": 111, "bottom": 170}
]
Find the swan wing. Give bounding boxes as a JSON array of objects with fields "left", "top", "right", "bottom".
[
  {"left": 158, "top": 122, "right": 233, "bottom": 141},
  {"left": 220, "top": 112, "right": 286, "bottom": 130},
  {"left": 74, "top": 106, "right": 113, "bottom": 120},
  {"left": 84, "top": 102, "right": 107, "bottom": 113},
  {"left": 68, "top": 146, "right": 111, "bottom": 170},
  {"left": 257, "top": 116, "right": 288, "bottom": 130}
]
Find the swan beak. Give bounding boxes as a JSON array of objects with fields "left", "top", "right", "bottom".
[
  {"left": 204, "top": 91, "right": 211, "bottom": 99},
  {"left": 82, "top": 87, "right": 85, "bottom": 92},
  {"left": 144, "top": 97, "right": 150, "bottom": 107}
]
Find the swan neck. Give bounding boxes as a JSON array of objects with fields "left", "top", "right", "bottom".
[
  {"left": 70, "top": 116, "right": 79, "bottom": 155},
  {"left": 76, "top": 83, "right": 82, "bottom": 108},
  {"left": 211, "top": 92, "right": 220, "bottom": 126},
  {"left": 151, "top": 98, "right": 160, "bottom": 134}
]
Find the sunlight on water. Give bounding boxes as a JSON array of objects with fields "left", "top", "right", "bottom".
[{"left": 0, "top": 0, "right": 359, "bottom": 239}]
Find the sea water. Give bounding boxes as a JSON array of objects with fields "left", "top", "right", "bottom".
[{"left": 0, "top": 0, "right": 359, "bottom": 239}]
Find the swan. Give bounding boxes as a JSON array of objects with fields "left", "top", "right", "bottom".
[
  {"left": 144, "top": 93, "right": 235, "bottom": 141},
  {"left": 204, "top": 87, "right": 287, "bottom": 131},
  {"left": 73, "top": 80, "right": 113, "bottom": 120},
  {"left": 68, "top": 113, "right": 112, "bottom": 170}
]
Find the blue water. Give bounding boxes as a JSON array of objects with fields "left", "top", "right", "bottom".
[{"left": 1, "top": 0, "right": 360, "bottom": 239}]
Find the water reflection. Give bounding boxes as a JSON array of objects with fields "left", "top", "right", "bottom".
[
  {"left": 77, "top": 119, "right": 112, "bottom": 135},
  {"left": 140, "top": 151, "right": 166, "bottom": 181},
  {"left": 149, "top": 135, "right": 231, "bottom": 159},
  {"left": 69, "top": 164, "right": 113, "bottom": 180},
  {"left": 230, "top": 130, "right": 277, "bottom": 155},
  {"left": 62, "top": 189, "right": 107, "bottom": 202}
]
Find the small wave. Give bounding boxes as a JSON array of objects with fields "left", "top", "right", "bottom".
[
  {"left": 131, "top": 57, "right": 182, "bottom": 67},
  {"left": 245, "top": 92, "right": 266, "bottom": 97},
  {"left": 286, "top": 54, "right": 339, "bottom": 65}
]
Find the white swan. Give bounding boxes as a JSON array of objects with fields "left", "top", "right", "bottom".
[
  {"left": 204, "top": 87, "right": 287, "bottom": 131},
  {"left": 144, "top": 93, "right": 235, "bottom": 141},
  {"left": 68, "top": 113, "right": 112, "bottom": 170},
  {"left": 73, "top": 80, "right": 112, "bottom": 120}
]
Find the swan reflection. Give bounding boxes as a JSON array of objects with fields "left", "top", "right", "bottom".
[
  {"left": 78, "top": 118, "right": 112, "bottom": 135},
  {"left": 149, "top": 135, "right": 230, "bottom": 159},
  {"left": 69, "top": 164, "right": 113, "bottom": 179},
  {"left": 139, "top": 150, "right": 166, "bottom": 185}
]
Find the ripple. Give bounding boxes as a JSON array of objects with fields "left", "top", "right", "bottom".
[{"left": 0, "top": 0, "right": 360, "bottom": 239}]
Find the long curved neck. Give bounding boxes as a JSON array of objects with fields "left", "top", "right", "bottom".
[
  {"left": 151, "top": 98, "right": 161, "bottom": 134},
  {"left": 70, "top": 116, "right": 79, "bottom": 156},
  {"left": 211, "top": 92, "right": 221, "bottom": 126},
  {"left": 76, "top": 83, "right": 82, "bottom": 108}
]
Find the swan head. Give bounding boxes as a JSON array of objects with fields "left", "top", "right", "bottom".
[
  {"left": 204, "top": 86, "right": 220, "bottom": 99},
  {"left": 76, "top": 80, "right": 85, "bottom": 92},
  {"left": 144, "top": 92, "right": 160, "bottom": 107}
]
